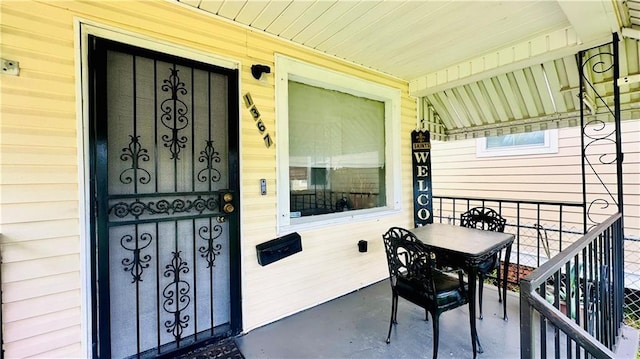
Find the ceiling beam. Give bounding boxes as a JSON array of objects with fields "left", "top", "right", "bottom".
[
  {"left": 556, "top": 0, "right": 620, "bottom": 43},
  {"left": 622, "top": 27, "right": 640, "bottom": 40},
  {"left": 409, "top": 27, "right": 611, "bottom": 97}
]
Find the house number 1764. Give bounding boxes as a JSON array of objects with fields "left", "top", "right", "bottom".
[{"left": 243, "top": 92, "right": 272, "bottom": 148}]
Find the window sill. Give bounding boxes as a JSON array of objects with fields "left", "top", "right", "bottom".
[{"left": 278, "top": 207, "right": 401, "bottom": 234}]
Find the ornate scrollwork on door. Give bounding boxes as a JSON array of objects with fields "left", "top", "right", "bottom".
[
  {"left": 120, "top": 232, "right": 153, "bottom": 283},
  {"left": 163, "top": 251, "right": 191, "bottom": 342},
  {"left": 119, "top": 135, "right": 151, "bottom": 185},
  {"left": 197, "top": 140, "right": 222, "bottom": 183},
  {"left": 198, "top": 224, "right": 223, "bottom": 268},
  {"left": 160, "top": 67, "right": 189, "bottom": 160},
  {"left": 109, "top": 195, "right": 219, "bottom": 220}
]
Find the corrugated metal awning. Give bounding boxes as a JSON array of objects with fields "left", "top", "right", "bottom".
[{"left": 419, "top": 38, "right": 640, "bottom": 141}]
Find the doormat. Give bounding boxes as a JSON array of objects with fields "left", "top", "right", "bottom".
[{"left": 178, "top": 339, "right": 245, "bottom": 359}]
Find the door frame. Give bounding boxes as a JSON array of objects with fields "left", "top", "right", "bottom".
[{"left": 76, "top": 20, "right": 243, "bottom": 358}]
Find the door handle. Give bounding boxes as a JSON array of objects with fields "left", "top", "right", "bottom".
[
  {"left": 219, "top": 190, "right": 235, "bottom": 214},
  {"left": 223, "top": 203, "right": 234, "bottom": 213}
]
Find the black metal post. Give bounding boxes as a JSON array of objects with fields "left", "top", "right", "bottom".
[
  {"left": 612, "top": 32, "right": 626, "bottom": 331},
  {"left": 578, "top": 50, "right": 587, "bottom": 235},
  {"left": 613, "top": 33, "right": 623, "bottom": 217}
]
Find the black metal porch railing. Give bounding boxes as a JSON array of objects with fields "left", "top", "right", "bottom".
[
  {"left": 432, "top": 196, "right": 586, "bottom": 286},
  {"left": 520, "top": 213, "right": 624, "bottom": 358}
]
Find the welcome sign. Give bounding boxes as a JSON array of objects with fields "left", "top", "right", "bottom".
[{"left": 412, "top": 130, "right": 433, "bottom": 227}]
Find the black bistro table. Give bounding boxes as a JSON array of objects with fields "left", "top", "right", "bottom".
[{"left": 411, "top": 223, "right": 515, "bottom": 356}]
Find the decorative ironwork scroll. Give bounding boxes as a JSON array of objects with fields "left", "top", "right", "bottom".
[
  {"left": 580, "top": 39, "right": 622, "bottom": 231},
  {"left": 160, "top": 67, "right": 189, "bottom": 160},
  {"left": 198, "top": 224, "right": 223, "bottom": 268},
  {"left": 163, "top": 251, "right": 191, "bottom": 342},
  {"left": 109, "top": 195, "right": 219, "bottom": 220},
  {"left": 120, "top": 135, "right": 151, "bottom": 185},
  {"left": 120, "top": 232, "right": 153, "bottom": 283},
  {"left": 197, "top": 140, "right": 221, "bottom": 183},
  {"left": 583, "top": 118, "right": 618, "bottom": 227}
]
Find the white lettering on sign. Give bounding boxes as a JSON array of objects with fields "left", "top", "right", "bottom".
[
  {"left": 417, "top": 193, "right": 430, "bottom": 206},
  {"left": 416, "top": 165, "right": 430, "bottom": 177},
  {"left": 417, "top": 208, "right": 432, "bottom": 220},
  {"left": 417, "top": 179, "right": 430, "bottom": 192},
  {"left": 413, "top": 152, "right": 430, "bottom": 163}
]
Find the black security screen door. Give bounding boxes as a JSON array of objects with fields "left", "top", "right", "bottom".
[{"left": 88, "top": 37, "right": 240, "bottom": 358}]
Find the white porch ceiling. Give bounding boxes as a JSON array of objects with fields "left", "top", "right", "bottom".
[{"left": 176, "top": 0, "right": 640, "bottom": 139}]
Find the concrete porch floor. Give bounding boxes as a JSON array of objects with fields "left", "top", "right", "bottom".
[
  {"left": 235, "top": 280, "right": 639, "bottom": 358},
  {"left": 236, "top": 280, "right": 521, "bottom": 358}
]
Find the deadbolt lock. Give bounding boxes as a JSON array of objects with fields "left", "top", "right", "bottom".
[{"left": 219, "top": 190, "right": 235, "bottom": 214}]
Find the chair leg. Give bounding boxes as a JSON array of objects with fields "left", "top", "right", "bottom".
[
  {"left": 431, "top": 312, "right": 439, "bottom": 359},
  {"left": 392, "top": 294, "right": 398, "bottom": 324},
  {"left": 386, "top": 294, "right": 397, "bottom": 344},
  {"left": 478, "top": 275, "right": 484, "bottom": 320},
  {"left": 496, "top": 269, "right": 502, "bottom": 303}
]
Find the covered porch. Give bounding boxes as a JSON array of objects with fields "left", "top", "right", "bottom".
[
  {"left": 1, "top": 1, "right": 638, "bottom": 358},
  {"left": 233, "top": 202, "right": 637, "bottom": 358}
]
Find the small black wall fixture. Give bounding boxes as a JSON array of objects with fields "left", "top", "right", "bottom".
[{"left": 251, "top": 64, "right": 271, "bottom": 80}]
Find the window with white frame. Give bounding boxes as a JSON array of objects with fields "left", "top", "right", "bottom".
[
  {"left": 276, "top": 55, "right": 401, "bottom": 230},
  {"left": 476, "top": 129, "right": 558, "bottom": 157}
]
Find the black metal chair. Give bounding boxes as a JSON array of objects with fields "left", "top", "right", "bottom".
[
  {"left": 460, "top": 207, "right": 507, "bottom": 319},
  {"left": 382, "top": 227, "right": 470, "bottom": 359}
]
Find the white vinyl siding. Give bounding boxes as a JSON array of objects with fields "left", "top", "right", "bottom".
[
  {"left": 0, "top": 1, "right": 416, "bottom": 357},
  {"left": 430, "top": 119, "right": 640, "bottom": 274}
]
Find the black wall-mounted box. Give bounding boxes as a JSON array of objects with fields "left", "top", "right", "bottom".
[{"left": 256, "top": 232, "right": 302, "bottom": 266}]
